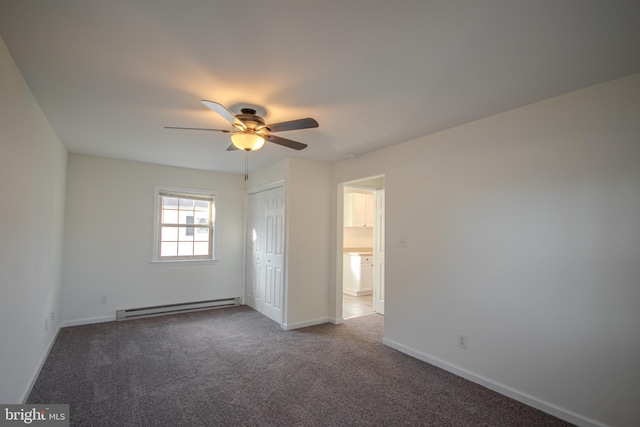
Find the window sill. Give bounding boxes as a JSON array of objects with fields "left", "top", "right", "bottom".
[{"left": 151, "top": 259, "right": 218, "bottom": 267}]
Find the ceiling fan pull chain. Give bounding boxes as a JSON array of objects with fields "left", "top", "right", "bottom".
[{"left": 244, "top": 150, "right": 249, "bottom": 181}]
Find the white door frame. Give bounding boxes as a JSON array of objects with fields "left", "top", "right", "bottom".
[
  {"left": 373, "top": 189, "right": 385, "bottom": 314},
  {"left": 337, "top": 175, "right": 385, "bottom": 322}
]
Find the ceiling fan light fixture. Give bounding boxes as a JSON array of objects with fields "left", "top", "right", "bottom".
[{"left": 231, "top": 131, "right": 265, "bottom": 151}]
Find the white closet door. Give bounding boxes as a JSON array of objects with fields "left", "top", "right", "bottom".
[{"left": 246, "top": 186, "right": 285, "bottom": 324}]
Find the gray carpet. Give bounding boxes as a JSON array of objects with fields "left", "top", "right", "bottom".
[{"left": 28, "top": 306, "right": 573, "bottom": 426}]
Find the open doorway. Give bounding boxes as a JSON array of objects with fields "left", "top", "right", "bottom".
[{"left": 341, "top": 176, "right": 385, "bottom": 320}]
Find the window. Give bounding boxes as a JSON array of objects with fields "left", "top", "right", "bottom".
[{"left": 154, "top": 188, "right": 215, "bottom": 262}]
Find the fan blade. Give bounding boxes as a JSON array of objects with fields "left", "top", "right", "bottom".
[
  {"left": 164, "top": 126, "right": 231, "bottom": 133},
  {"left": 226, "top": 143, "right": 239, "bottom": 151},
  {"left": 266, "top": 118, "right": 318, "bottom": 133},
  {"left": 266, "top": 134, "right": 308, "bottom": 150},
  {"left": 201, "top": 100, "right": 246, "bottom": 130}
]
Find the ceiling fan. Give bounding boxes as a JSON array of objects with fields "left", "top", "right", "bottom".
[{"left": 165, "top": 100, "right": 319, "bottom": 152}]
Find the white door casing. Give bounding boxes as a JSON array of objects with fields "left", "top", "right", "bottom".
[{"left": 374, "top": 189, "right": 385, "bottom": 314}]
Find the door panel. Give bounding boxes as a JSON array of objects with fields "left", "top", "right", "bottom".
[
  {"left": 266, "top": 216, "right": 274, "bottom": 254},
  {"left": 274, "top": 267, "right": 283, "bottom": 310},
  {"left": 246, "top": 259, "right": 256, "bottom": 300},
  {"left": 265, "top": 264, "right": 274, "bottom": 305},
  {"left": 275, "top": 215, "right": 284, "bottom": 255}
]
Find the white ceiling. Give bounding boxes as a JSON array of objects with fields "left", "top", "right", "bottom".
[{"left": 1, "top": 1, "right": 639, "bottom": 174}]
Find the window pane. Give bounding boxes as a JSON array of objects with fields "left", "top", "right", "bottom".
[
  {"left": 178, "top": 210, "right": 194, "bottom": 225},
  {"left": 194, "top": 213, "right": 208, "bottom": 224},
  {"left": 179, "top": 198, "right": 194, "bottom": 209},
  {"left": 162, "top": 209, "right": 178, "bottom": 224},
  {"left": 161, "top": 226, "right": 178, "bottom": 241},
  {"left": 194, "top": 200, "right": 209, "bottom": 210},
  {"left": 178, "top": 227, "right": 194, "bottom": 242},
  {"left": 178, "top": 242, "right": 194, "bottom": 256},
  {"left": 160, "top": 242, "right": 177, "bottom": 257},
  {"left": 194, "top": 228, "right": 210, "bottom": 241},
  {"left": 193, "top": 242, "right": 209, "bottom": 256},
  {"left": 162, "top": 197, "right": 179, "bottom": 208}
]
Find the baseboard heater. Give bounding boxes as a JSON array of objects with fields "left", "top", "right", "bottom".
[{"left": 116, "top": 297, "right": 241, "bottom": 321}]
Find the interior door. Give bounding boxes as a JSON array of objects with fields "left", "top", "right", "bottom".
[
  {"left": 246, "top": 186, "right": 285, "bottom": 324},
  {"left": 374, "top": 189, "right": 385, "bottom": 314}
]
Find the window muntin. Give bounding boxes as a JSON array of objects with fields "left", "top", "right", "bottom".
[{"left": 157, "top": 191, "right": 215, "bottom": 261}]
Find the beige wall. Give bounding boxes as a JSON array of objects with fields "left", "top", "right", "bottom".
[
  {"left": 285, "top": 158, "right": 331, "bottom": 327},
  {"left": 62, "top": 154, "right": 245, "bottom": 324},
  {"left": 0, "top": 35, "right": 68, "bottom": 403},
  {"left": 246, "top": 158, "right": 332, "bottom": 329},
  {"left": 331, "top": 73, "right": 640, "bottom": 427}
]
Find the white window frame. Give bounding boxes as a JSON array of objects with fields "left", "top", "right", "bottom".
[{"left": 152, "top": 186, "right": 218, "bottom": 265}]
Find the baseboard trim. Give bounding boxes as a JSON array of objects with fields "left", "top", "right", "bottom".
[
  {"left": 61, "top": 315, "right": 116, "bottom": 327},
  {"left": 282, "top": 317, "right": 330, "bottom": 331},
  {"left": 382, "top": 337, "right": 607, "bottom": 427},
  {"left": 328, "top": 316, "right": 343, "bottom": 325},
  {"left": 21, "top": 325, "right": 61, "bottom": 403},
  {"left": 343, "top": 288, "right": 373, "bottom": 297}
]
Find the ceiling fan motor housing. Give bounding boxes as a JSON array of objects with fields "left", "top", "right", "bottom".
[{"left": 236, "top": 109, "right": 266, "bottom": 131}]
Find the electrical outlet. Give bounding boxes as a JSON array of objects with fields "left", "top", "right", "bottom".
[
  {"left": 397, "top": 237, "right": 407, "bottom": 248},
  {"left": 100, "top": 295, "right": 108, "bottom": 304},
  {"left": 51, "top": 311, "right": 55, "bottom": 321},
  {"left": 458, "top": 334, "right": 468, "bottom": 349}
]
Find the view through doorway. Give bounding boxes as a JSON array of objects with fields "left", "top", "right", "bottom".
[
  {"left": 342, "top": 175, "right": 385, "bottom": 320},
  {"left": 343, "top": 293, "right": 374, "bottom": 319}
]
